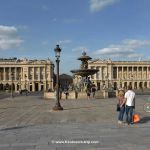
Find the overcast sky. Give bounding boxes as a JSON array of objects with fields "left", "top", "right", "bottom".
[{"left": 0, "top": 0, "right": 150, "bottom": 74}]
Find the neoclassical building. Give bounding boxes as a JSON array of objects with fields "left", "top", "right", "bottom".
[
  {"left": 88, "top": 59, "right": 150, "bottom": 90},
  {"left": 0, "top": 58, "right": 54, "bottom": 92}
]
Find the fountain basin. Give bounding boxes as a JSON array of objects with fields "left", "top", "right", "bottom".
[{"left": 71, "top": 69, "right": 98, "bottom": 77}]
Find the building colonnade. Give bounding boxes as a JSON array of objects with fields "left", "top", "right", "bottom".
[
  {"left": 0, "top": 58, "right": 54, "bottom": 92},
  {"left": 88, "top": 60, "right": 150, "bottom": 90}
]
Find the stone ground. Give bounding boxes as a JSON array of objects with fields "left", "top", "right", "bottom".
[{"left": 0, "top": 93, "right": 150, "bottom": 150}]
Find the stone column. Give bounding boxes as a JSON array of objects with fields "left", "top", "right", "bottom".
[
  {"left": 38, "top": 67, "right": 40, "bottom": 81},
  {"left": 146, "top": 67, "right": 148, "bottom": 88},
  {"left": 94, "top": 66, "right": 96, "bottom": 80},
  {"left": 9, "top": 67, "right": 11, "bottom": 81},
  {"left": 110, "top": 65, "right": 113, "bottom": 80},
  {"left": 137, "top": 81, "right": 139, "bottom": 89},
  {"left": 127, "top": 81, "right": 129, "bottom": 88},
  {"left": 117, "top": 67, "right": 118, "bottom": 80},
  {"left": 32, "top": 67, "right": 35, "bottom": 81},
  {"left": 122, "top": 66, "right": 123, "bottom": 80},
  {"left": 43, "top": 67, "right": 46, "bottom": 80},
  {"left": 15, "top": 67, "right": 17, "bottom": 81},
  {"left": 0, "top": 68, "right": 1, "bottom": 81},
  {"left": 3, "top": 67, "right": 6, "bottom": 81},
  {"left": 21, "top": 67, "right": 23, "bottom": 80},
  {"left": 39, "top": 83, "right": 41, "bottom": 91},
  {"left": 15, "top": 84, "right": 17, "bottom": 92},
  {"left": 147, "top": 66, "right": 149, "bottom": 80},
  {"left": 44, "top": 66, "right": 47, "bottom": 91},
  {"left": 127, "top": 66, "right": 129, "bottom": 80},
  {"left": 32, "top": 82, "right": 35, "bottom": 92},
  {"left": 134, "top": 67, "right": 136, "bottom": 80},
  {"left": 137, "top": 67, "right": 138, "bottom": 80},
  {"left": 132, "top": 66, "right": 133, "bottom": 88},
  {"left": 142, "top": 66, "right": 143, "bottom": 80},
  {"left": 96, "top": 67, "right": 100, "bottom": 80},
  {"left": 100, "top": 67, "right": 102, "bottom": 80},
  {"left": 101, "top": 67, "right": 103, "bottom": 80}
]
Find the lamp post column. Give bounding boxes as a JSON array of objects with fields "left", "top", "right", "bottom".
[{"left": 53, "top": 45, "right": 63, "bottom": 111}]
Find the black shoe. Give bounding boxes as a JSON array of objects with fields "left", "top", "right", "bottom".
[{"left": 130, "top": 122, "right": 134, "bottom": 125}]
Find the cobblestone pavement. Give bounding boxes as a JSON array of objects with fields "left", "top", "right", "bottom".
[{"left": 0, "top": 94, "right": 150, "bottom": 150}]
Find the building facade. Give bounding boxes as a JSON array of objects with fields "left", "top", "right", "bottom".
[
  {"left": 0, "top": 58, "right": 54, "bottom": 92},
  {"left": 88, "top": 59, "right": 150, "bottom": 90}
]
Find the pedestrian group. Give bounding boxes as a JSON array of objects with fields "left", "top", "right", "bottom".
[{"left": 117, "top": 85, "right": 136, "bottom": 125}]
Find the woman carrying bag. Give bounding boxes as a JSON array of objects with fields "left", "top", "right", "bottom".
[{"left": 117, "top": 88, "right": 125, "bottom": 125}]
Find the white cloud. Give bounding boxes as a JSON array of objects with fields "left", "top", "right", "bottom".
[
  {"left": 90, "top": 0, "right": 119, "bottom": 13},
  {"left": 72, "top": 46, "right": 89, "bottom": 52},
  {"left": 42, "top": 5, "right": 48, "bottom": 11},
  {"left": 0, "top": 25, "right": 23, "bottom": 50},
  {"left": 57, "top": 40, "right": 72, "bottom": 45},
  {"left": 94, "top": 39, "right": 150, "bottom": 58}
]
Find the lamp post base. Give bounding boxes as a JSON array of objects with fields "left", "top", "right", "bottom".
[{"left": 53, "top": 105, "right": 63, "bottom": 111}]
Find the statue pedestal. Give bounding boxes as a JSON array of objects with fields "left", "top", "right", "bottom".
[
  {"left": 69, "top": 90, "right": 108, "bottom": 99},
  {"left": 43, "top": 90, "right": 109, "bottom": 100},
  {"left": 44, "top": 92, "right": 55, "bottom": 99},
  {"left": 95, "top": 90, "right": 108, "bottom": 99},
  {"left": 69, "top": 91, "right": 87, "bottom": 99}
]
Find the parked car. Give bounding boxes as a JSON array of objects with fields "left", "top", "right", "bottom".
[{"left": 19, "top": 89, "right": 30, "bottom": 95}]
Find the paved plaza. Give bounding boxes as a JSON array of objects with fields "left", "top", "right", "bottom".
[{"left": 0, "top": 93, "right": 150, "bottom": 150}]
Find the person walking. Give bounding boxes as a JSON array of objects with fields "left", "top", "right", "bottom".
[
  {"left": 64, "top": 88, "right": 69, "bottom": 100},
  {"left": 124, "top": 85, "right": 135, "bottom": 125},
  {"left": 117, "top": 88, "right": 125, "bottom": 125},
  {"left": 91, "top": 84, "right": 96, "bottom": 99},
  {"left": 86, "top": 88, "right": 91, "bottom": 99}
]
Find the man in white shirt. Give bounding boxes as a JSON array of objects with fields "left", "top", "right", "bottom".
[{"left": 124, "top": 85, "right": 135, "bottom": 125}]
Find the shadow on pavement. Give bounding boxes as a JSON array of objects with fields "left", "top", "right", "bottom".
[
  {"left": 0, "top": 126, "right": 26, "bottom": 131},
  {"left": 139, "top": 116, "right": 150, "bottom": 124},
  {"left": 63, "top": 105, "right": 101, "bottom": 110},
  {"left": 0, "top": 125, "right": 33, "bottom": 131}
]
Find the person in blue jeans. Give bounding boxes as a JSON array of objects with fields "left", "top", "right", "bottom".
[
  {"left": 124, "top": 85, "right": 135, "bottom": 125},
  {"left": 117, "top": 88, "right": 125, "bottom": 125},
  {"left": 125, "top": 105, "right": 134, "bottom": 124}
]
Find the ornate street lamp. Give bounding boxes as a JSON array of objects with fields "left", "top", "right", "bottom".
[{"left": 53, "top": 45, "right": 63, "bottom": 111}]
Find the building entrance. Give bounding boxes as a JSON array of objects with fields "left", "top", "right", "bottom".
[
  {"left": 35, "top": 83, "right": 39, "bottom": 91},
  {"left": 41, "top": 85, "right": 43, "bottom": 91},
  {"left": 30, "top": 85, "right": 32, "bottom": 91},
  {"left": 97, "top": 82, "right": 100, "bottom": 90}
]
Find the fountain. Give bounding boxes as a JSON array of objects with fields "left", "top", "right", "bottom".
[
  {"left": 69, "top": 52, "right": 99, "bottom": 98},
  {"left": 71, "top": 51, "right": 99, "bottom": 78}
]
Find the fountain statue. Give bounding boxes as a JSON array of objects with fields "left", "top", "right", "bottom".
[{"left": 71, "top": 52, "right": 99, "bottom": 92}]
